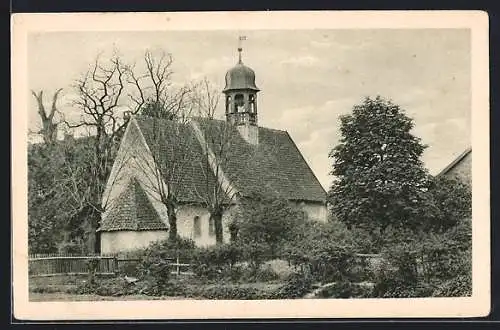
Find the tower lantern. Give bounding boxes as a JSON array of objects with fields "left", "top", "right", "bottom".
[{"left": 223, "top": 36, "right": 260, "bottom": 144}]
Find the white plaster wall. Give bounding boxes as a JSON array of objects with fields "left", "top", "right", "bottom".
[
  {"left": 236, "top": 124, "right": 259, "bottom": 145},
  {"left": 175, "top": 204, "right": 237, "bottom": 247},
  {"left": 100, "top": 230, "right": 169, "bottom": 254},
  {"left": 299, "top": 202, "right": 328, "bottom": 223},
  {"left": 101, "top": 118, "right": 170, "bottom": 228}
]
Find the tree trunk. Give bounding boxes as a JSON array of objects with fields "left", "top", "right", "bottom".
[
  {"left": 167, "top": 201, "right": 178, "bottom": 241},
  {"left": 229, "top": 225, "right": 238, "bottom": 242},
  {"left": 211, "top": 210, "right": 224, "bottom": 245}
]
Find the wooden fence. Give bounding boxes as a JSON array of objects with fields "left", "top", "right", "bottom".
[
  {"left": 29, "top": 253, "right": 117, "bottom": 276},
  {"left": 28, "top": 253, "right": 192, "bottom": 277}
]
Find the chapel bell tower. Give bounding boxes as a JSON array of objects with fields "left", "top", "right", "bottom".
[{"left": 223, "top": 38, "right": 260, "bottom": 145}]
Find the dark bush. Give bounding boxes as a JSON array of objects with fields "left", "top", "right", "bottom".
[
  {"left": 191, "top": 243, "right": 243, "bottom": 281},
  {"left": 58, "top": 241, "right": 85, "bottom": 254},
  {"left": 185, "top": 285, "right": 263, "bottom": 300},
  {"left": 282, "top": 220, "right": 359, "bottom": 283},
  {"left": 133, "top": 237, "right": 197, "bottom": 295},
  {"left": 432, "top": 274, "right": 472, "bottom": 297},
  {"left": 316, "top": 281, "right": 373, "bottom": 298},
  {"left": 270, "top": 271, "right": 314, "bottom": 299},
  {"left": 371, "top": 223, "right": 472, "bottom": 298}
]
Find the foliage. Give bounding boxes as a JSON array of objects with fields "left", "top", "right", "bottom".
[
  {"left": 371, "top": 219, "right": 472, "bottom": 298},
  {"left": 184, "top": 285, "right": 264, "bottom": 300},
  {"left": 131, "top": 237, "right": 196, "bottom": 295},
  {"left": 328, "top": 96, "right": 430, "bottom": 235},
  {"left": 234, "top": 192, "right": 306, "bottom": 261},
  {"left": 270, "top": 271, "right": 314, "bottom": 299},
  {"left": 282, "top": 220, "right": 359, "bottom": 282},
  {"left": 425, "top": 175, "right": 472, "bottom": 233},
  {"left": 191, "top": 243, "right": 243, "bottom": 281},
  {"left": 316, "top": 281, "right": 374, "bottom": 298},
  {"left": 28, "top": 139, "right": 102, "bottom": 254},
  {"left": 241, "top": 265, "right": 280, "bottom": 283}
]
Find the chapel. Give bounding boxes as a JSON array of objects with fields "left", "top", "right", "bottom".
[{"left": 98, "top": 45, "right": 327, "bottom": 253}]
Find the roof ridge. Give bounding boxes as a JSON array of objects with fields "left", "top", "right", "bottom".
[
  {"left": 283, "top": 131, "right": 328, "bottom": 197},
  {"left": 436, "top": 147, "right": 472, "bottom": 177}
]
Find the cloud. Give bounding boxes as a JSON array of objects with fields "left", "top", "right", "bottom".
[
  {"left": 279, "top": 55, "right": 320, "bottom": 67},
  {"left": 310, "top": 40, "right": 332, "bottom": 49},
  {"left": 188, "top": 56, "right": 234, "bottom": 82}
]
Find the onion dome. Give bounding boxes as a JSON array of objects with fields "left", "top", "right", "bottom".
[{"left": 223, "top": 49, "right": 260, "bottom": 92}]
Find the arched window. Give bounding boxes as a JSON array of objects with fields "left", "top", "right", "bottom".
[
  {"left": 226, "top": 96, "right": 232, "bottom": 113},
  {"left": 193, "top": 216, "right": 201, "bottom": 238},
  {"left": 234, "top": 94, "right": 244, "bottom": 113},
  {"left": 208, "top": 217, "right": 215, "bottom": 237}
]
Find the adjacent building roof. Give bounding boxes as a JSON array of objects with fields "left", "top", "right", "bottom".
[
  {"left": 436, "top": 147, "right": 472, "bottom": 177},
  {"left": 99, "top": 178, "right": 167, "bottom": 232}
]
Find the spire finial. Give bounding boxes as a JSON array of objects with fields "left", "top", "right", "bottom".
[{"left": 238, "top": 35, "right": 247, "bottom": 64}]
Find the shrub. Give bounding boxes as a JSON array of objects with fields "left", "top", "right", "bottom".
[
  {"left": 136, "top": 249, "right": 172, "bottom": 295},
  {"left": 113, "top": 248, "right": 149, "bottom": 277},
  {"left": 282, "top": 220, "right": 359, "bottom": 283},
  {"left": 270, "top": 271, "right": 314, "bottom": 299},
  {"left": 432, "top": 274, "right": 472, "bottom": 297},
  {"left": 130, "top": 237, "right": 198, "bottom": 295},
  {"left": 185, "top": 285, "right": 262, "bottom": 300},
  {"left": 234, "top": 191, "right": 306, "bottom": 261},
  {"left": 316, "top": 281, "right": 374, "bottom": 298},
  {"left": 191, "top": 243, "right": 243, "bottom": 281},
  {"left": 58, "top": 241, "right": 85, "bottom": 254},
  {"left": 241, "top": 265, "right": 280, "bottom": 283},
  {"left": 371, "top": 222, "right": 472, "bottom": 298}
]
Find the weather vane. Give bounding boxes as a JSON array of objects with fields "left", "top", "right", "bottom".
[{"left": 238, "top": 35, "right": 247, "bottom": 63}]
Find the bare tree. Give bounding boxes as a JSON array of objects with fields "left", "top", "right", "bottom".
[
  {"left": 134, "top": 116, "right": 193, "bottom": 241},
  {"left": 61, "top": 51, "right": 147, "bottom": 252},
  {"left": 195, "top": 121, "right": 239, "bottom": 244},
  {"left": 189, "top": 80, "right": 242, "bottom": 245},
  {"left": 108, "top": 49, "right": 197, "bottom": 242},
  {"left": 192, "top": 77, "right": 221, "bottom": 119},
  {"left": 31, "top": 88, "right": 63, "bottom": 144}
]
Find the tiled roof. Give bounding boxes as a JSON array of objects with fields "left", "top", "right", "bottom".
[
  {"left": 99, "top": 178, "right": 167, "bottom": 232},
  {"left": 134, "top": 116, "right": 218, "bottom": 203},
  {"left": 193, "top": 118, "right": 326, "bottom": 203},
  {"left": 123, "top": 116, "right": 325, "bottom": 206}
]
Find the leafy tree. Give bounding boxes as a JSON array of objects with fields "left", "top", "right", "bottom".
[
  {"left": 28, "top": 138, "right": 96, "bottom": 253},
  {"left": 425, "top": 175, "right": 471, "bottom": 233},
  {"left": 328, "top": 96, "right": 430, "bottom": 235}
]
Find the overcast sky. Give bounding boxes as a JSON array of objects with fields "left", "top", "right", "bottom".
[{"left": 28, "top": 29, "right": 471, "bottom": 190}]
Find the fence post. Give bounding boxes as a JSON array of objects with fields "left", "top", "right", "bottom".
[{"left": 176, "top": 254, "right": 180, "bottom": 276}]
